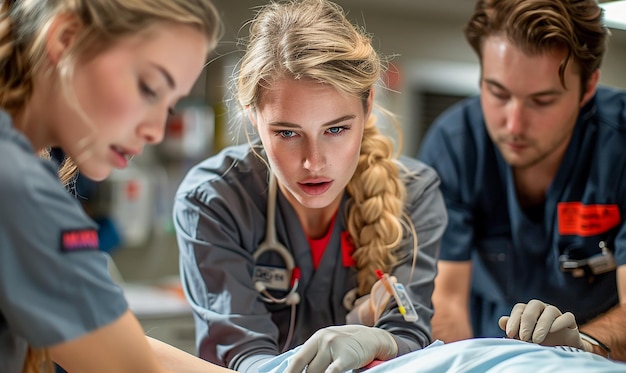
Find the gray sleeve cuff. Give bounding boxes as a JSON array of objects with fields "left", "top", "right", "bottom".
[
  {"left": 236, "top": 354, "right": 276, "bottom": 373},
  {"left": 391, "top": 334, "right": 421, "bottom": 356}
]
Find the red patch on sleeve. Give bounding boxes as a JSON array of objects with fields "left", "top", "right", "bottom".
[
  {"left": 341, "top": 231, "right": 356, "bottom": 267},
  {"left": 61, "top": 229, "right": 99, "bottom": 252},
  {"left": 557, "top": 202, "right": 621, "bottom": 237}
]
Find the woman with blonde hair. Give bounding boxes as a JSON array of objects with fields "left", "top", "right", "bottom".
[
  {"left": 0, "top": 0, "right": 235, "bottom": 372},
  {"left": 174, "top": 0, "right": 447, "bottom": 372}
]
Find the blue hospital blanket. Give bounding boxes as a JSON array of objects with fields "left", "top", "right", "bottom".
[{"left": 259, "top": 338, "right": 626, "bottom": 372}]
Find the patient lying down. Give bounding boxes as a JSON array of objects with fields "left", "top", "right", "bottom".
[{"left": 260, "top": 338, "right": 626, "bottom": 373}]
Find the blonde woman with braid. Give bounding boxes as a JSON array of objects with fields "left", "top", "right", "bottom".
[
  {"left": 173, "top": 0, "right": 447, "bottom": 372},
  {"left": 0, "top": 0, "right": 237, "bottom": 372}
]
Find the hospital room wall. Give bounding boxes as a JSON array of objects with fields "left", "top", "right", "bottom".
[{"left": 204, "top": 0, "right": 626, "bottom": 157}]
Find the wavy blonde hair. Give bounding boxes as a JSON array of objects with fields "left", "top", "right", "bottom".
[
  {"left": 237, "top": 0, "right": 413, "bottom": 296},
  {"left": 0, "top": 0, "right": 220, "bottom": 184},
  {"left": 0, "top": 0, "right": 220, "bottom": 371}
]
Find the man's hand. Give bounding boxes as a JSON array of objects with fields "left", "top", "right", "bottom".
[
  {"left": 498, "top": 299, "right": 590, "bottom": 351},
  {"left": 285, "top": 325, "right": 398, "bottom": 373},
  {"left": 346, "top": 276, "right": 396, "bottom": 326}
]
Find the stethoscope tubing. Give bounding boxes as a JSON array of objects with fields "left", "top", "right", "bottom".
[
  {"left": 253, "top": 172, "right": 296, "bottom": 270},
  {"left": 253, "top": 171, "right": 300, "bottom": 351}
]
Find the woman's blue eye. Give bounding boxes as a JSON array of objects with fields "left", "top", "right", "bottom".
[
  {"left": 278, "top": 130, "right": 296, "bottom": 138},
  {"left": 327, "top": 126, "right": 347, "bottom": 135}
]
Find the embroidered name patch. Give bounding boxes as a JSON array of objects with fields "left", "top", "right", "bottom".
[
  {"left": 61, "top": 229, "right": 99, "bottom": 252},
  {"left": 557, "top": 202, "right": 621, "bottom": 237}
]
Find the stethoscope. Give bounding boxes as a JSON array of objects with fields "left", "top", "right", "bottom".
[
  {"left": 253, "top": 172, "right": 300, "bottom": 351},
  {"left": 252, "top": 172, "right": 366, "bottom": 350}
]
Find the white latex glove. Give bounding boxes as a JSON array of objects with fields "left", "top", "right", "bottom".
[
  {"left": 284, "top": 324, "right": 398, "bottom": 373},
  {"left": 498, "top": 299, "right": 590, "bottom": 351},
  {"left": 346, "top": 276, "right": 397, "bottom": 326}
]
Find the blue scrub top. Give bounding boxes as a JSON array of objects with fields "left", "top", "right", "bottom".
[{"left": 418, "top": 86, "right": 626, "bottom": 337}]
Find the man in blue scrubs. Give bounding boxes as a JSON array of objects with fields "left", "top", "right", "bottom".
[{"left": 418, "top": 0, "right": 626, "bottom": 361}]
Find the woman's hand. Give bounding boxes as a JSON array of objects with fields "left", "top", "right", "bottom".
[{"left": 285, "top": 324, "right": 398, "bottom": 373}]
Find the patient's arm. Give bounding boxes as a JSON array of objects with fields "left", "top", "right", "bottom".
[
  {"left": 49, "top": 311, "right": 235, "bottom": 372},
  {"left": 431, "top": 260, "right": 473, "bottom": 342},
  {"left": 49, "top": 310, "right": 166, "bottom": 373},
  {"left": 147, "top": 337, "right": 234, "bottom": 373},
  {"left": 579, "top": 264, "right": 626, "bottom": 361}
]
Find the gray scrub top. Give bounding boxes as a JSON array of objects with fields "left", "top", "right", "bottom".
[
  {"left": 0, "top": 111, "right": 128, "bottom": 372},
  {"left": 174, "top": 143, "right": 447, "bottom": 372}
]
